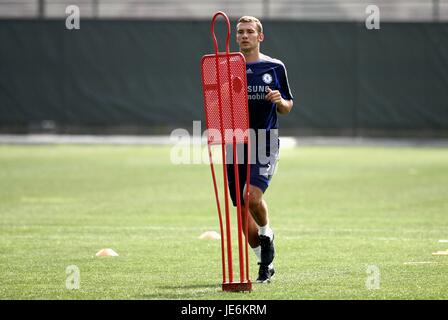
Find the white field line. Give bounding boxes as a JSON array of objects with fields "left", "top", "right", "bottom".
[
  {"left": 277, "top": 227, "right": 448, "bottom": 234},
  {"left": 0, "top": 225, "right": 218, "bottom": 232},
  {"left": 403, "top": 262, "right": 438, "bottom": 265},
  {"left": 0, "top": 134, "right": 297, "bottom": 148},
  {"left": 1, "top": 134, "right": 448, "bottom": 147},
  {"left": 1, "top": 224, "right": 448, "bottom": 235},
  {"left": 282, "top": 236, "right": 420, "bottom": 241}
]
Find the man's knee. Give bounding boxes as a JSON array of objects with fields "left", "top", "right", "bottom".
[{"left": 247, "top": 187, "right": 263, "bottom": 210}]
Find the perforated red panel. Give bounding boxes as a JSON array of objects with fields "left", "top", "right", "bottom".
[{"left": 201, "top": 52, "right": 249, "bottom": 145}]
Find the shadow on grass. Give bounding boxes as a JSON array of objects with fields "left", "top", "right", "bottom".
[
  {"left": 140, "top": 283, "right": 220, "bottom": 299},
  {"left": 157, "top": 284, "right": 219, "bottom": 290}
]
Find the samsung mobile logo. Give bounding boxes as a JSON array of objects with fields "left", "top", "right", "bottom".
[{"left": 247, "top": 85, "right": 269, "bottom": 93}]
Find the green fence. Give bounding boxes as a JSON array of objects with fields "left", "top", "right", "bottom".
[{"left": 1, "top": 20, "right": 447, "bottom": 136}]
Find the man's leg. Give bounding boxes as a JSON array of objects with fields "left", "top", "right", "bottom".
[
  {"left": 241, "top": 184, "right": 268, "bottom": 249},
  {"left": 242, "top": 184, "right": 275, "bottom": 283},
  {"left": 241, "top": 203, "right": 260, "bottom": 248},
  {"left": 246, "top": 186, "right": 269, "bottom": 227}
]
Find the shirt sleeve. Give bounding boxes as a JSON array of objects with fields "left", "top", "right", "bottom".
[{"left": 276, "top": 64, "right": 293, "bottom": 100}]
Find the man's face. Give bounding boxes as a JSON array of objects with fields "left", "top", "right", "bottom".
[{"left": 236, "top": 22, "right": 264, "bottom": 52}]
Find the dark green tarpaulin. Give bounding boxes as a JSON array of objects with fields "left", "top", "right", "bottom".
[{"left": 0, "top": 20, "right": 447, "bottom": 136}]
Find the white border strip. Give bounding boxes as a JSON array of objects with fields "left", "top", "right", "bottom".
[{"left": 1, "top": 134, "right": 448, "bottom": 147}]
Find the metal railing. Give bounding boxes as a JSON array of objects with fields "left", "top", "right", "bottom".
[{"left": 0, "top": 0, "right": 446, "bottom": 21}]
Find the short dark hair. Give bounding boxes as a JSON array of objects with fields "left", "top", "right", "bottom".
[{"left": 237, "top": 16, "right": 263, "bottom": 33}]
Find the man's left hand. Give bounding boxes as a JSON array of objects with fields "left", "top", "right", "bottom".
[
  {"left": 265, "top": 87, "right": 283, "bottom": 106},
  {"left": 266, "top": 87, "right": 293, "bottom": 114}
]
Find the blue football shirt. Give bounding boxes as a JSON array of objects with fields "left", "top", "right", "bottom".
[{"left": 246, "top": 53, "right": 293, "bottom": 132}]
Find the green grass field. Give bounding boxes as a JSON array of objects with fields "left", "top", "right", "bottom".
[{"left": 1, "top": 144, "right": 448, "bottom": 299}]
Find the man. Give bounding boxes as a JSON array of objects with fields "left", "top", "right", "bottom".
[{"left": 226, "top": 16, "right": 293, "bottom": 283}]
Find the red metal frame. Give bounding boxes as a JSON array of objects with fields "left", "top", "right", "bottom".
[{"left": 200, "top": 11, "right": 252, "bottom": 292}]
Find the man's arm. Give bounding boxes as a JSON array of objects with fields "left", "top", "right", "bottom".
[
  {"left": 265, "top": 87, "right": 293, "bottom": 114},
  {"left": 276, "top": 98, "right": 293, "bottom": 114}
]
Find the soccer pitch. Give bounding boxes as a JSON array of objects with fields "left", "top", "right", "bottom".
[{"left": 0, "top": 144, "right": 447, "bottom": 300}]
